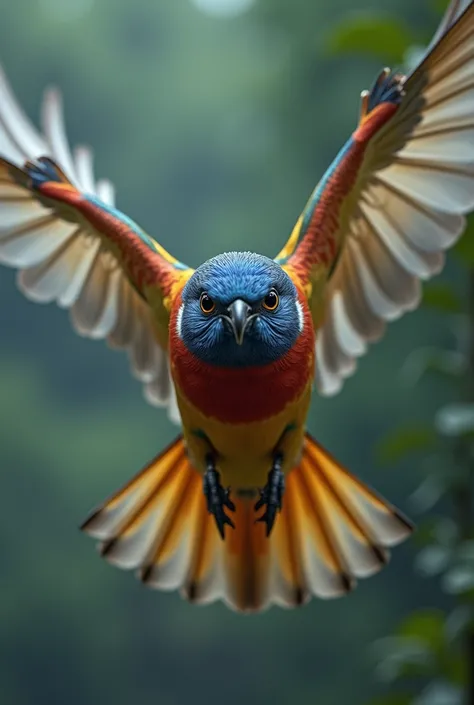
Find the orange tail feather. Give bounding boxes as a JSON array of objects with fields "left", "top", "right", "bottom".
[{"left": 81, "top": 434, "right": 413, "bottom": 612}]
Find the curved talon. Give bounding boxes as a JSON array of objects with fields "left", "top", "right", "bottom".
[
  {"left": 203, "top": 457, "right": 235, "bottom": 539},
  {"left": 255, "top": 454, "right": 285, "bottom": 537}
]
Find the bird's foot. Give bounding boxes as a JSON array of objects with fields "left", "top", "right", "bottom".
[
  {"left": 255, "top": 453, "right": 285, "bottom": 536},
  {"left": 203, "top": 454, "right": 235, "bottom": 540}
]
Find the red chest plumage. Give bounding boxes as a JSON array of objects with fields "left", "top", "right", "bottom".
[{"left": 169, "top": 295, "right": 315, "bottom": 424}]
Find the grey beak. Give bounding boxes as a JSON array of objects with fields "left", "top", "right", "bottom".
[{"left": 227, "top": 299, "right": 251, "bottom": 345}]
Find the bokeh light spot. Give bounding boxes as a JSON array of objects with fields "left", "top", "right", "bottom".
[
  {"left": 39, "top": 0, "right": 94, "bottom": 23},
  {"left": 190, "top": 0, "right": 255, "bottom": 18}
]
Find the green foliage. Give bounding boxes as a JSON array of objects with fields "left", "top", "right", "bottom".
[
  {"left": 374, "top": 635, "right": 434, "bottom": 682},
  {"left": 372, "top": 607, "right": 471, "bottom": 699},
  {"left": 375, "top": 425, "right": 437, "bottom": 465},
  {"left": 445, "top": 605, "right": 474, "bottom": 644},
  {"left": 372, "top": 320, "right": 474, "bottom": 703},
  {"left": 373, "top": 611, "right": 449, "bottom": 683},
  {"left": 453, "top": 216, "right": 474, "bottom": 267},
  {"left": 431, "top": 0, "right": 450, "bottom": 13},
  {"left": 422, "top": 284, "right": 463, "bottom": 314},
  {"left": 327, "top": 15, "right": 414, "bottom": 64},
  {"left": 330, "top": 2, "right": 474, "bottom": 705},
  {"left": 398, "top": 610, "right": 446, "bottom": 651}
]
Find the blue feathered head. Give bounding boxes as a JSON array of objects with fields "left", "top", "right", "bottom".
[{"left": 177, "top": 252, "right": 304, "bottom": 367}]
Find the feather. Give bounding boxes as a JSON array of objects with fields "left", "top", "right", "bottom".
[
  {"left": 41, "top": 89, "right": 78, "bottom": 185},
  {"left": 0, "top": 66, "right": 46, "bottom": 160},
  {"left": 296, "top": 0, "right": 474, "bottom": 395},
  {"left": 74, "top": 146, "right": 95, "bottom": 194},
  {"left": 0, "top": 66, "right": 184, "bottom": 424},
  {"left": 81, "top": 434, "right": 412, "bottom": 611}
]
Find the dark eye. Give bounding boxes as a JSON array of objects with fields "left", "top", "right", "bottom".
[
  {"left": 200, "top": 292, "right": 215, "bottom": 314},
  {"left": 262, "top": 289, "right": 279, "bottom": 312}
]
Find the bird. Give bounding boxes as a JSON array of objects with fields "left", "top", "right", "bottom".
[{"left": 0, "top": 0, "right": 473, "bottom": 613}]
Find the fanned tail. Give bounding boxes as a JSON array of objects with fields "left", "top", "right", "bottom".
[
  {"left": 81, "top": 434, "right": 413, "bottom": 612},
  {"left": 81, "top": 438, "right": 225, "bottom": 605},
  {"left": 269, "top": 434, "right": 413, "bottom": 606}
]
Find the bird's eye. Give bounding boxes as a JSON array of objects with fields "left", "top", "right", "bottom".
[
  {"left": 262, "top": 289, "right": 279, "bottom": 311},
  {"left": 200, "top": 292, "right": 215, "bottom": 314}
]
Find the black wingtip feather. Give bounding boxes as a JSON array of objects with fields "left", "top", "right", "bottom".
[
  {"left": 372, "top": 545, "right": 389, "bottom": 565},
  {"left": 341, "top": 572, "right": 356, "bottom": 592},
  {"left": 187, "top": 581, "right": 198, "bottom": 601},
  {"left": 79, "top": 508, "right": 102, "bottom": 532},
  {"left": 100, "top": 538, "right": 117, "bottom": 557},
  {"left": 140, "top": 565, "right": 153, "bottom": 583},
  {"left": 395, "top": 510, "right": 416, "bottom": 533}
]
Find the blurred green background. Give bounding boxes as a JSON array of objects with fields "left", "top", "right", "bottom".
[{"left": 0, "top": 1, "right": 468, "bottom": 704}]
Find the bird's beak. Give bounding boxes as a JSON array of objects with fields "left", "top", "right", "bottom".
[{"left": 227, "top": 299, "right": 252, "bottom": 345}]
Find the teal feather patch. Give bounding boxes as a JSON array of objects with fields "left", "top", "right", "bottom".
[{"left": 86, "top": 195, "right": 188, "bottom": 270}]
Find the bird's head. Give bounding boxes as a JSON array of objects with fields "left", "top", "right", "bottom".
[{"left": 176, "top": 252, "right": 305, "bottom": 367}]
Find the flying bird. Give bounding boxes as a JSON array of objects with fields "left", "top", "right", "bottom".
[{"left": 0, "top": 0, "right": 473, "bottom": 612}]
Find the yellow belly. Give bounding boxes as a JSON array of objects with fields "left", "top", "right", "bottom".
[{"left": 175, "top": 382, "right": 312, "bottom": 490}]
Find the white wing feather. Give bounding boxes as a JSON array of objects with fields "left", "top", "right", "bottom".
[
  {"left": 316, "top": 0, "right": 474, "bottom": 395},
  {"left": 0, "top": 67, "right": 179, "bottom": 422}
]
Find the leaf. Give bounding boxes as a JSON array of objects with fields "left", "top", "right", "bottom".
[
  {"left": 435, "top": 403, "right": 474, "bottom": 437},
  {"left": 442, "top": 564, "right": 474, "bottom": 594},
  {"left": 445, "top": 605, "right": 474, "bottom": 644},
  {"left": 413, "top": 681, "right": 462, "bottom": 705},
  {"left": 409, "top": 473, "right": 447, "bottom": 514},
  {"left": 413, "top": 519, "right": 439, "bottom": 548},
  {"left": 375, "top": 425, "right": 437, "bottom": 465},
  {"left": 422, "top": 283, "right": 463, "bottom": 314},
  {"left": 415, "top": 544, "right": 451, "bottom": 577},
  {"left": 373, "top": 636, "right": 434, "bottom": 682},
  {"left": 327, "top": 15, "right": 414, "bottom": 64},
  {"left": 398, "top": 610, "right": 446, "bottom": 653},
  {"left": 431, "top": 0, "right": 449, "bottom": 12},
  {"left": 445, "top": 653, "right": 469, "bottom": 687},
  {"left": 400, "top": 347, "right": 466, "bottom": 386},
  {"left": 453, "top": 216, "right": 474, "bottom": 266}
]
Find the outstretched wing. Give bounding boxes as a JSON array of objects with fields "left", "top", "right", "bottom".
[
  {"left": 0, "top": 67, "right": 193, "bottom": 421},
  {"left": 276, "top": 0, "right": 474, "bottom": 395}
]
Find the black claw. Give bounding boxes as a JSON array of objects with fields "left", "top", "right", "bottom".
[
  {"left": 255, "top": 454, "right": 285, "bottom": 536},
  {"left": 224, "top": 487, "right": 236, "bottom": 512},
  {"left": 203, "top": 455, "right": 235, "bottom": 539}
]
